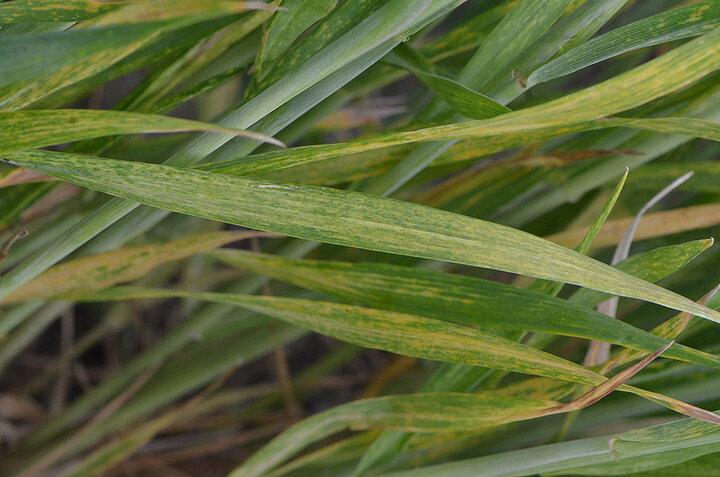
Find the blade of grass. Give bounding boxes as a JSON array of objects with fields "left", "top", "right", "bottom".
[
  {"left": 568, "top": 240, "right": 714, "bottom": 310},
  {"left": 253, "top": 0, "right": 337, "bottom": 81},
  {"left": 202, "top": 116, "right": 720, "bottom": 177},
  {"left": 7, "top": 150, "right": 720, "bottom": 324},
  {"left": 235, "top": 392, "right": 563, "bottom": 477},
  {"left": 527, "top": 0, "right": 720, "bottom": 88},
  {"left": 390, "top": 43, "right": 512, "bottom": 120},
  {"left": 0, "top": 20, "right": 189, "bottom": 88},
  {"left": 205, "top": 248, "right": 720, "bottom": 369},
  {"left": 0, "top": 231, "right": 278, "bottom": 304},
  {"left": 88, "top": 0, "right": 277, "bottom": 27},
  {"left": 0, "top": 109, "right": 285, "bottom": 153},
  {"left": 0, "top": 0, "right": 118, "bottom": 23},
  {"left": 380, "top": 406, "right": 720, "bottom": 477},
  {"left": 0, "top": 15, "right": 241, "bottom": 111}
]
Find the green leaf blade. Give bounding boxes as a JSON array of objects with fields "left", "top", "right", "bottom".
[{"left": 7, "top": 150, "right": 720, "bottom": 325}]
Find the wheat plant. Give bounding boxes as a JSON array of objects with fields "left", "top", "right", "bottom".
[{"left": 2, "top": 0, "right": 720, "bottom": 475}]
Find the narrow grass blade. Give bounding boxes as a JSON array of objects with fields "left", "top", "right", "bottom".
[
  {"left": 204, "top": 116, "right": 720, "bottom": 177},
  {"left": 569, "top": 239, "right": 714, "bottom": 309},
  {"left": 88, "top": 0, "right": 276, "bottom": 27},
  {"left": 0, "top": 17, "right": 235, "bottom": 111},
  {"left": 0, "top": 109, "right": 285, "bottom": 153},
  {"left": 528, "top": 1, "right": 720, "bottom": 87},
  {"left": 0, "top": 231, "right": 277, "bottom": 304},
  {"left": 206, "top": 249, "right": 720, "bottom": 369},
  {"left": 0, "top": 0, "right": 118, "bottom": 23},
  {"left": 391, "top": 43, "right": 512, "bottom": 120},
  {"left": 233, "top": 392, "right": 561, "bottom": 477},
  {"left": 575, "top": 168, "right": 628, "bottom": 255},
  {"left": 0, "top": 22, "right": 176, "bottom": 88},
  {"left": 382, "top": 405, "right": 720, "bottom": 477},
  {"left": 7, "top": 150, "right": 720, "bottom": 324},
  {"left": 254, "top": 0, "right": 337, "bottom": 81},
  {"left": 76, "top": 289, "right": 605, "bottom": 384}
]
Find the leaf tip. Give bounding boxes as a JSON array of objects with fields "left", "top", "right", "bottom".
[{"left": 701, "top": 280, "right": 720, "bottom": 304}]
